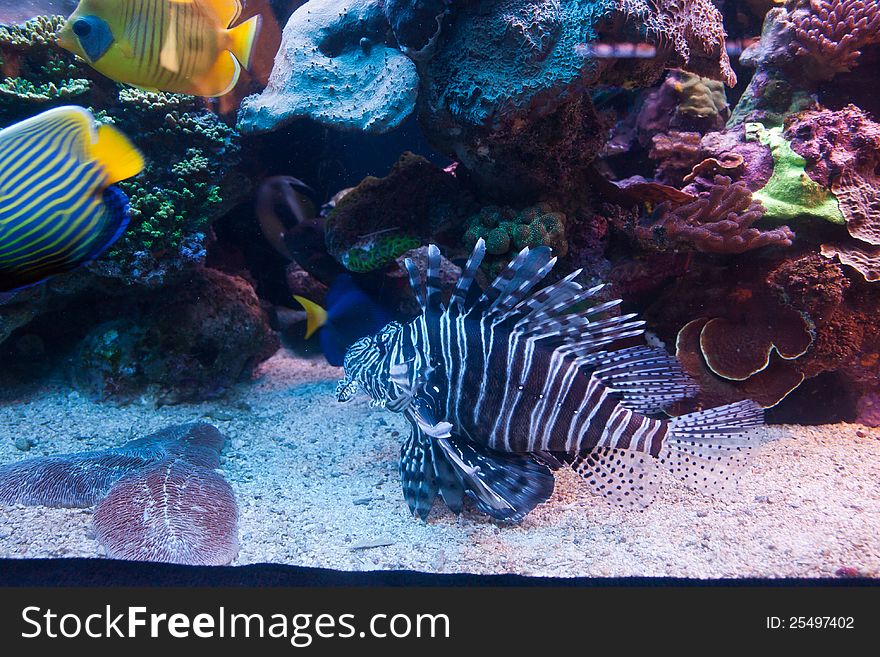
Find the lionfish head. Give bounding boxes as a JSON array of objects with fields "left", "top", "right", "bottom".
[{"left": 336, "top": 322, "right": 402, "bottom": 404}]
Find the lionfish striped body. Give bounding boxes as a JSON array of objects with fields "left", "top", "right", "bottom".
[{"left": 338, "top": 240, "right": 764, "bottom": 521}]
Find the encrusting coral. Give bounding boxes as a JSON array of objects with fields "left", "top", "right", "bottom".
[{"left": 747, "top": 122, "right": 845, "bottom": 224}]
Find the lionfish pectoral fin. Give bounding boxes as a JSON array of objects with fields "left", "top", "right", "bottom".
[
  {"left": 399, "top": 425, "right": 439, "bottom": 521},
  {"left": 570, "top": 448, "right": 661, "bottom": 510},
  {"left": 437, "top": 437, "right": 555, "bottom": 522}
]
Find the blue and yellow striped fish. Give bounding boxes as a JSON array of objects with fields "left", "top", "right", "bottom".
[
  {"left": 0, "top": 106, "right": 144, "bottom": 293},
  {"left": 337, "top": 241, "right": 766, "bottom": 521},
  {"left": 58, "top": 0, "right": 261, "bottom": 97}
]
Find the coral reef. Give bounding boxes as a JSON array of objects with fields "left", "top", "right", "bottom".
[
  {"left": 463, "top": 203, "right": 568, "bottom": 265},
  {"left": 238, "top": 0, "right": 419, "bottom": 134},
  {"left": 637, "top": 175, "right": 794, "bottom": 254},
  {"left": 324, "top": 153, "right": 471, "bottom": 272},
  {"left": 385, "top": 0, "right": 451, "bottom": 59},
  {"left": 747, "top": 122, "right": 845, "bottom": 223},
  {"left": 616, "top": 0, "right": 737, "bottom": 86},
  {"left": 94, "top": 459, "right": 238, "bottom": 565},
  {"left": 69, "top": 269, "right": 279, "bottom": 404},
  {"left": 788, "top": 0, "right": 880, "bottom": 80},
  {"left": 821, "top": 242, "right": 880, "bottom": 282},
  {"left": 0, "top": 16, "right": 89, "bottom": 117}
]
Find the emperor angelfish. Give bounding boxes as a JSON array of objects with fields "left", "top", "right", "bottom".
[
  {"left": 337, "top": 241, "right": 765, "bottom": 521},
  {"left": 0, "top": 106, "right": 144, "bottom": 293},
  {"left": 58, "top": 0, "right": 261, "bottom": 97}
]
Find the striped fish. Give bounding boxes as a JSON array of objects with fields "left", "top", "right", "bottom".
[
  {"left": 58, "top": 0, "right": 261, "bottom": 97},
  {"left": 0, "top": 106, "right": 144, "bottom": 293},
  {"left": 337, "top": 241, "right": 765, "bottom": 521}
]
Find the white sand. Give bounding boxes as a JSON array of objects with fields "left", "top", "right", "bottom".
[{"left": 1, "top": 349, "right": 878, "bottom": 578}]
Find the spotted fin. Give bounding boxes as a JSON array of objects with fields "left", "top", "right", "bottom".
[
  {"left": 660, "top": 400, "right": 765, "bottom": 495},
  {"left": 571, "top": 447, "right": 661, "bottom": 510}
]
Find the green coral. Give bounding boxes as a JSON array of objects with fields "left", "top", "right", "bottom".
[
  {"left": 0, "top": 16, "right": 91, "bottom": 116},
  {"left": 341, "top": 234, "right": 421, "bottom": 273},
  {"left": 747, "top": 122, "right": 845, "bottom": 224},
  {"left": 464, "top": 203, "right": 567, "bottom": 274}
]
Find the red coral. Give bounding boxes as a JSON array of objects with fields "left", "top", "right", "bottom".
[
  {"left": 640, "top": 175, "right": 795, "bottom": 254},
  {"left": 789, "top": 0, "right": 880, "bottom": 78}
]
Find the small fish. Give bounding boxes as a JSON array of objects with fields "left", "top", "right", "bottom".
[
  {"left": 0, "top": 106, "right": 144, "bottom": 293},
  {"left": 255, "top": 175, "right": 342, "bottom": 284},
  {"left": 58, "top": 0, "right": 261, "bottom": 97},
  {"left": 337, "top": 241, "right": 765, "bottom": 521},
  {"left": 294, "top": 275, "right": 392, "bottom": 367}
]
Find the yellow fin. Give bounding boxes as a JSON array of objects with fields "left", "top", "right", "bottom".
[
  {"left": 193, "top": 50, "right": 240, "bottom": 97},
  {"left": 90, "top": 124, "right": 145, "bottom": 185},
  {"left": 293, "top": 296, "right": 328, "bottom": 340},
  {"left": 226, "top": 14, "right": 261, "bottom": 69},
  {"left": 196, "top": 0, "right": 242, "bottom": 27},
  {"left": 159, "top": 16, "right": 180, "bottom": 72}
]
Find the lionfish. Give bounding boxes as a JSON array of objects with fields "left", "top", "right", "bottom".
[{"left": 336, "top": 240, "right": 764, "bottom": 521}]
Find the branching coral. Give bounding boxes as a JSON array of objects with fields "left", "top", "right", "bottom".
[
  {"left": 0, "top": 16, "right": 90, "bottom": 117},
  {"left": 639, "top": 175, "right": 794, "bottom": 254},
  {"left": 788, "top": 0, "right": 880, "bottom": 80},
  {"left": 616, "top": 0, "right": 737, "bottom": 86}
]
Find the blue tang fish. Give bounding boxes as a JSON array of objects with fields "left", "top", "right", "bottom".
[
  {"left": 294, "top": 275, "right": 392, "bottom": 367},
  {"left": 0, "top": 106, "right": 144, "bottom": 293}
]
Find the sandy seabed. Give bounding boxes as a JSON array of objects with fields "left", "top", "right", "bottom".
[{"left": 0, "top": 349, "right": 878, "bottom": 578}]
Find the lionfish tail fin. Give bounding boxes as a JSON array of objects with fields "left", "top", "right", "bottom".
[{"left": 659, "top": 400, "right": 765, "bottom": 496}]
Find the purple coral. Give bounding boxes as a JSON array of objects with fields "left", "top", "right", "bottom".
[
  {"left": 642, "top": 175, "right": 795, "bottom": 254},
  {"left": 0, "top": 423, "right": 224, "bottom": 507},
  {"left": 94, "top": 459, "right": 239, "bottom": 566},
  {"left": 789, "top": 0, "right": 880, "bottom": 78}
]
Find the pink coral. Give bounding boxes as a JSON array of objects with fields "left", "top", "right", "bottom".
[
  {"left": 640, "top": 175, "right": 795, "bottom": 254},
  {"left": 789, "top": 0, "right": 880, "bottom": 78},
  {"left": 617, "top": 0, "right": 737, "bottom": 86}
]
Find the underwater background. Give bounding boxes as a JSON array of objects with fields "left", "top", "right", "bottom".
[{"left": 0, "top": 0, "right": 878, "bottom": 577}]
